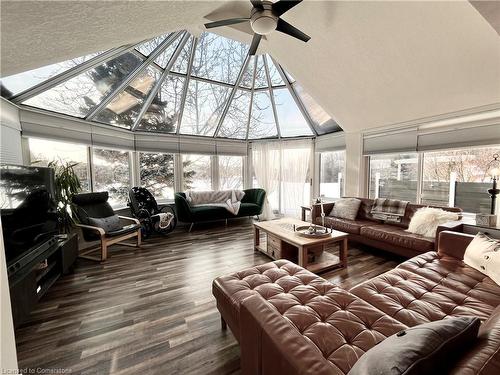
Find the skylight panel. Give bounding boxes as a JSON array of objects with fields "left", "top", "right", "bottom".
[
  {"left": 22, "top": 52, "right": 143, "bottom": 119},
  {"left": 239, "top": 56, "right": 255, "bottom": 89},
  {"left": 265, "top": 55, "right": 285, "bottom": 87},
  {"left": 179, "top": 79, "right": 231, "bottom": 136},
  {"left": 191, "top": 32, "right": 248, "bottom": 84},
  {"left": 136, "top": 33, "right": 170, "bottom": 56},
  {"left": 136, "top": 75, "right": 185, "bottom": 133},
  {"left": 273, "top": 88, "right": 313, "bottom": 137},
  {"left": 218, "top": 90, "right": 250, "bottom": 139},
  {"left": 94, "top": 66, "right": 162, "bottom": 129},
  {"left": 253, "top": 56, "right": 268, "bottom": 89},
  {"left": 154, "top": 34, "right": 182, "bottom": 68},
  {"left": 248, "top": 91, "right": 278, "bottom": 138},
  {"left": 171, "top": 36, "right": 194, "bottom": 74},
  {"left": 0, "top": 51, "right": 102, "bottom": 97},
  {"left": 293, "top": 83, "right": 340, "bottom": 133}
]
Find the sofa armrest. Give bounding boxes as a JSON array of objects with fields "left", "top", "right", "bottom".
[
  {"left": 435, "top": 221, "right": 463, "bottom": 250},
  {"left": 240, "top": 294, "right": 335, "bottom": 375},
  {"left": 118, "top": 215, "right": 140, "bottom": 225},
  {"left": 311, "top": 203, "right": 335, "bottom": 225},
  {"left": 174, "top": 194, "right": 192, "bottom": 222},
  {"left": 437, "top": 230, "right": 474, "bottom": 260}
]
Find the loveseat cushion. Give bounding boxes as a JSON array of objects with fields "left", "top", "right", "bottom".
[
  {"left": 349, "top": 266, "right": 495, "bottom": 327},
  {"left": 323, "top": 216, "right": 375, "bottom": 235},
  {"left": 360, "top": 224, "right": 435, "bottom": 253},
  {"left": 397, "top": 252, "right": 500, "bottom": 308}
]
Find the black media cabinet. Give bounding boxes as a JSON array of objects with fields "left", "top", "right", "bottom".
[{"left": 8, "top": 233, "right": 78, "bottom": 328}]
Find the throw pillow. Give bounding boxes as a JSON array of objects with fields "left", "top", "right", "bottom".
[
  {"left": 406, "top": 207, "right": 459, "bottom": 237},
  {"left": 329, "top": 198, "right": 361, "bottom": 221},
  {"left": 348, "top": 316, "right": 480, "bottom": 375},
  {"left": 88, "top": 214, "right": 122, "bottom": 233},
  {"left": 464, "top": 232, "right": 500, "bottom": 286}
]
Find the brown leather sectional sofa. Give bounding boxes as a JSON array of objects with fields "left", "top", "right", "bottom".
[
  {"left": 213, "top": 231, "right": 500, "bottom": 374},
  {"left": 311, "top": 197, "right": 462, "bottom": 258}
]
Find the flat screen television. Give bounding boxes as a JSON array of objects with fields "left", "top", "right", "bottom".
[{"left": 1, "top": 165, "right": 57, "bottom": 264}]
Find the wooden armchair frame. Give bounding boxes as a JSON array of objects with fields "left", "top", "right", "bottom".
[{"left": 76, "top": 216, "right": 141, "bottom": 262}]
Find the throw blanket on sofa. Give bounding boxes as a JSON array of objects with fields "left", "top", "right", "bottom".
[
  {"left": 185, "top": 190, "right": 245, "bottom": 215},
  {"left": 370, "top": 198, "right": 409, "bottom": 223}
]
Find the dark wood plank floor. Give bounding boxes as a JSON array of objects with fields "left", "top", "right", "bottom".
[{"left": 14, "top": 219, "right": 403, "bottom": 375}]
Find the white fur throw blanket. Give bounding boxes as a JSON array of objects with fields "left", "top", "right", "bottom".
[
  {"left": 406, "top": 207, "right": 459, "bottom": 237},
  {"left": 185, "top": 190, "right": 245, "bottom": 215}
]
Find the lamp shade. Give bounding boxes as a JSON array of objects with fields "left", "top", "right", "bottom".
[{"left": 489, "top": 154, "right": 500, "bottom": 179}]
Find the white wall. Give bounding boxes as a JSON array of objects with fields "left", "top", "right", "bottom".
[
  {"left": 344, "top": 132, "right": 364, "bottom": 197},
  {"left": 0, "top": 98, "right": 23, "bottom": 165},
  {"left": 0, "top": 222, "right": 18, "bottom": 371}
]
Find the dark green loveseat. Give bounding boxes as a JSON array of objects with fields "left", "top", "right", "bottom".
[{"left": 174, "top": 189, "right": 266, "bottom": 231}]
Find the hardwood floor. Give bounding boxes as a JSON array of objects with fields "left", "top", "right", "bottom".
[{"left": 14, "top": 219, "right": 403, "bottom": 374}]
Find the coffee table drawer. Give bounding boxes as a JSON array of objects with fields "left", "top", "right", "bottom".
[{"left": 267, "top": 235, "right": 282, "bottom": 259}]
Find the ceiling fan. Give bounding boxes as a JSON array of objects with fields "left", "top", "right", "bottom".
[{"left": 204, "top": 0, "right": 310, "bottom": 55}]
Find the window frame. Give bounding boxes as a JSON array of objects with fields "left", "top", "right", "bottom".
[{"left": 318, "top": 150, "right": 346, "bottom": 200}]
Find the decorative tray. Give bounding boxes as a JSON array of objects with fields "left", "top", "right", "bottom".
[{"left": 294, "top": 225, "right": 332, "bottom": 238}]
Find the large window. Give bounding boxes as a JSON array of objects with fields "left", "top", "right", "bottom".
[
  {"left": 219, "top": 156, "right": 243, "bottom": 190},
  {"left": 369, "top": 153, "right": 418, "bottom": 201},
  {"left": 182, "top": 154, "right": 212, "bottom": 191},
  {"left": 92, "top": 148, "right": 131, "bottom": 207},
  {"left": 139, "top": 152, "right": 175, "bottom": 200},
  {"left": 422, "top": 147, "right": 500, "bottom": 213},
  {"left": 28, "top": 138, "right": 90, "bottom": 191},
  {"left": 319, "top": 151, "right": 345, "bottom": 199}
]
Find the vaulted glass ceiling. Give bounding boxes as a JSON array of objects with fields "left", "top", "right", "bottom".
[{"left": 0, "top": 30, "right": 342, "bottom": 139}]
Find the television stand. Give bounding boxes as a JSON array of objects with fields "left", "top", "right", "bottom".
[{"left": 8, "top": 233, "right": 78, "bottom": 328}]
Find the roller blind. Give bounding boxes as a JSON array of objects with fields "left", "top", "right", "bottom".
[
  {"left": 179, "top": 137, "right": 216, "bottom": 155},
  {"left": 216, "top": 140, "right": 248, "bottom": 156},
  {"left": 134, "top": 133, "right": 180, "bottom": 153},
  {"left": 363, "top": 128, "right": 417, "bottom": 155},
  {"left": 315, "top": 132, "right": 345, "bottom": 152},
  {"left": 417, "top": 123, "right": 500, "bottom": 151}
]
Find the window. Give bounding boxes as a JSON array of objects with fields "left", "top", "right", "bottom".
[
  {"left": 182, "top": 154, "right": 212, "bottom": 191},
  {"left": 369, "top": 153, "right": 418, "bottom": 201},
  {"left": 218, "top": 90, "right": 251, "bottom": 139},
  {"left": 273, "top": 88, "right": 313, "bottom": 137},
  {"left": 139, "top": 152, "right": 175, "bottom": 200},
  {"left": 219, "top": 156, "right": 243, "bottom": 190},
  {"left": 248, "top": 91, "right": 278, "bottom": 139},
  {"left": 319, "top": 151, "right": 345, "bottom": 198},
  {"left": 28, "top": 138, "right": 91, "bottom": 191},
  {"left": 92, "top": 148, "right": 131, "bottom": 207},
  {"left": 422, "top": 146, "right": 500, "bottom": 213}
]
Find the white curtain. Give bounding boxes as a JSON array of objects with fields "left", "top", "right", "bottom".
[
  {"left": 252, "top": 142, "right": 280, "bottom": 220},
  {"left": 252, "top": 140, "right": 312, "bottom": 220},
  {"left": 281, "top": 140, "right": 312, "bottom": 217}
]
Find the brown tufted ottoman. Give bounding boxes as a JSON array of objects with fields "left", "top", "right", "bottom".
[{"left": 212, "top": 260, "right": 406, "bottom": 361}]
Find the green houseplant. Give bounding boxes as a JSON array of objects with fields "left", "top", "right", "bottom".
[{"left": 47, "top": 160, "right": 82, "bottom": 234}]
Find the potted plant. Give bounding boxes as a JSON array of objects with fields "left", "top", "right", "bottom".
[{"left": 47, "top": 160, "right": 82, "bottom": 234}]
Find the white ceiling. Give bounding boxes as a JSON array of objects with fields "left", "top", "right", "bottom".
[{"left": 1, "top": 0, "right": 499, "bottom": 133}]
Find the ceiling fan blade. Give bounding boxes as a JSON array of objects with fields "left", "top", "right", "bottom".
[
  {"left": 275, "top": 18, "right": 310, "bottom": 42},
  {"left": 272, "top": 0, "right": 302, "bottom": 16},
  {"left": 248, "top": 33, "right": 262, "bottom": 55},
  {"left": 250, "top": 0, "right": 264, "bottom": 10},
  {"left": 204, "top": 18, "right": 249, "bottom": 29}
]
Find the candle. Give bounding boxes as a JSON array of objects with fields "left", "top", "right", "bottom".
[{"left": 320, "top": 200, "right": 324, "bottom": 215}]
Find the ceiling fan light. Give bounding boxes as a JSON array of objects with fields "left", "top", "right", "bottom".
[{"left": 250, "top": 14, "right": 278, "bottom": 35}]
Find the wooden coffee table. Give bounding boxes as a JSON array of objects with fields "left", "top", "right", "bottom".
[{"left": 253, "top": 218, "right": 348, "bottom": 274}]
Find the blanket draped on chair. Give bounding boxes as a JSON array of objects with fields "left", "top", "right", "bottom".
[
  {"left": 370, "top": 198, "right": 409, "bottom": 222},
  {"left": 185, "top": 190, "right": 245, "bottom": 215}
]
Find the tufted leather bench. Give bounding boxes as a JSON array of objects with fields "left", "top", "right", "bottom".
[{"left": 213, "top": 231, "right": 500, "bottom": 374}]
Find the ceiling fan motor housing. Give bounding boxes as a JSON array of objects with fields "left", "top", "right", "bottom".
[{"left": 250, "top": 1, "right": 278, "bottom": 35}]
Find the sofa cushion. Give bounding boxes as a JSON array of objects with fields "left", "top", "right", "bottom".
[
  {"left": 88, "top": 214, "right": 122, "bottom": 233},
  {"left": 360, "top": 224, "right": 435, "bottom": 253},
  {"left": 330, "top": 198, "right": 361, "bottom": 220},
  {"left": 397, "top": 252, "right": 500, "bottom": 308},
  {"left": 464, "top": 233, "right": 500, "bottom": 286},
  {"left": 190, "top": 205, "right": 230, "bottom": 221},
  {"left": 323, "top": 216, "right": 375, "bottom": 235},
  {"left": 349, "top": 266, "right": 496, "bottom": 327},
  {"left": 348, "top": 316, "right": 480, "bottom": 375}
]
